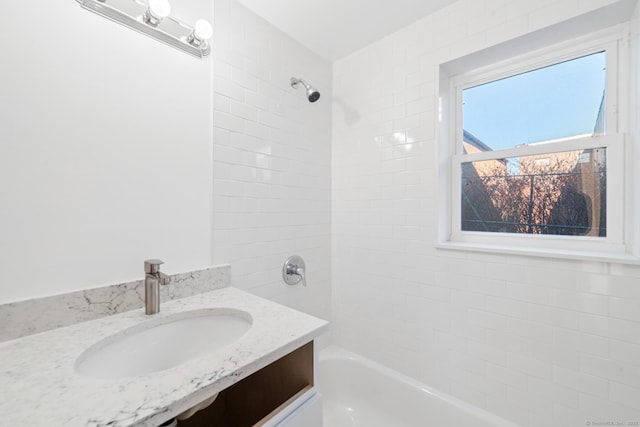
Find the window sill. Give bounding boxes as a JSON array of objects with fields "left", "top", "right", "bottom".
[{"left": 436, "top": 241, "right": 640, "bottom": 265}]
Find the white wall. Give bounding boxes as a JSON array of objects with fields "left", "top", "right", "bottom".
[
  {"left": 211, "top": 0, "right": 333, "bottom": 324},
  {"left": 632, "top": 2, "right": 640, "bottom": 258},
  {"left": 0, "top": 0, "right": 332, "bottom": 321},
  {"left": 0, "top": 0, "right": 214, "bottom": 303},
  {"left": 332, "top": 0, "right": 640, "bottom": 426}
]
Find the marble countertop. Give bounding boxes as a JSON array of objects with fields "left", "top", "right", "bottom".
[{"left": 0, "top": 287, "right": 328, "bottom": 426}]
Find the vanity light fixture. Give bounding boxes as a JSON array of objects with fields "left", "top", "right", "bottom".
[{"left": 76, "top": 0, "right": 213, "bottom": 58}]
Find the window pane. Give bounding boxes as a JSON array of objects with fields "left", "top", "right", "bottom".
[
  {"left": 463, "top": 52, "right": 606, "bottom": 151},
  {"left": 461, "top": 148, "right": 606, "bottom": 236}
]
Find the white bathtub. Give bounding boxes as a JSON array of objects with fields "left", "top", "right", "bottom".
[{"left": 319, "top": 346, "right": 520, "bottom": 427}]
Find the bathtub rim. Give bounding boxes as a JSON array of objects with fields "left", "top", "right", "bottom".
[{"left": 319, "top": 345, "right": 522, "bottom": 427}]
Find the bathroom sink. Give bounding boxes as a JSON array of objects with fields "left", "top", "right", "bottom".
[{"left": 74, "top": 308, "right": 252, "bottom": 379}]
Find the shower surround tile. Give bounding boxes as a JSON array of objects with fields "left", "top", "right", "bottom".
[
  {"left": 332, "top": 0, "right": 640, "bottom": 425},
  {"left": 0, "top": 265, "right": 229, "bottom": 343},
  {"left": 210, "top": 0, "right": 332, "bottom": 342}
]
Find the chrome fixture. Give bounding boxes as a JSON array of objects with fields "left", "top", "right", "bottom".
[
  {"left": 290, "top": 77, "right": 320, "bottom": 103},
  {"left": 282, "top": 255, "right": 307, "bottom": 286},
  {"left": 76, "top": 0, "right": 213, "bottom": 58},
  {"left": 144, "top": 259, "right": 170, "bottom": 315}
]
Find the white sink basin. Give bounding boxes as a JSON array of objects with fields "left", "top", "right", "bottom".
[{"left": 74, "top": 308, "right": 252, "bottom": 379}]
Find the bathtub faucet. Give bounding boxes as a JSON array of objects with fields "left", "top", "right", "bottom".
[{"left": 144, "top": 259, "right": 170, "bottom": 315}]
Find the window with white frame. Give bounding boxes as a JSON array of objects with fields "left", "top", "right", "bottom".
[{"left": 439, "top": 26, "right": 633, "bottom": 260}]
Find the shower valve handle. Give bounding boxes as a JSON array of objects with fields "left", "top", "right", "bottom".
[{"left": 282, "top": 255, "right": 307, "bottom": 286}]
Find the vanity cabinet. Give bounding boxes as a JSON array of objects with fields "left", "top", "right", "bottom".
[{"left": 177, "top": 341, "right": 321, "bottom": 427}]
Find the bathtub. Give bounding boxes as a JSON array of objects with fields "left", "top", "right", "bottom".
[{"left": 319, "top": 346, "right": 520, "bottom": 427}]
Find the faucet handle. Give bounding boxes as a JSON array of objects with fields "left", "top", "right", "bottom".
[
  {"left": 294, "top": 266, "right": 307, "bottom": 287},
  {"left": 144, "top": 259, "right": 164, "bottom": 274}
]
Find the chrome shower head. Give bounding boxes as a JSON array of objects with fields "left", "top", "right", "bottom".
[{"left": 290, "top": 77, "right": 320, "bottom": 103}]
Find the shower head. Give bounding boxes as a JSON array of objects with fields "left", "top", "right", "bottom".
[{"left": 290, "top": 77, "right": 320, "bottom": 103}]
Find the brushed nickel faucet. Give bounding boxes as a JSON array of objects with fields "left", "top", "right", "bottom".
[{"left": 144, "top": 259, "right": 170, "bottom": 315}]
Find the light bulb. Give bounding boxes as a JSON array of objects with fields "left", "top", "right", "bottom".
[
  {"left": 187, "top": 19, "right": 213, "bottom": 49},
  {"left": 145, "top": 0, "right": 171, "bottom": 25},
  {"left": 150, "top": 0, "right": 171, "bottom": 17},
  {"left": 194, "top": 19, "right": 213, "bottom": 40}
]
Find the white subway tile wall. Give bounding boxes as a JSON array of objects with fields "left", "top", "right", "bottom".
[
  {"left": 332, "top": 1, "right": 640, "bottom": 426},
  {"left": 211, "top": 0, "right": 332, "bottom": 326}
]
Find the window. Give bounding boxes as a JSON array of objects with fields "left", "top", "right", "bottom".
[{"left": 439, "top": 26, "right": 634, "bottom": 260}]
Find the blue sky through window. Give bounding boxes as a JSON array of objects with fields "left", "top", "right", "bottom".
[{"left": 462, "top": 52, "right": 606, "bottom": 151}]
